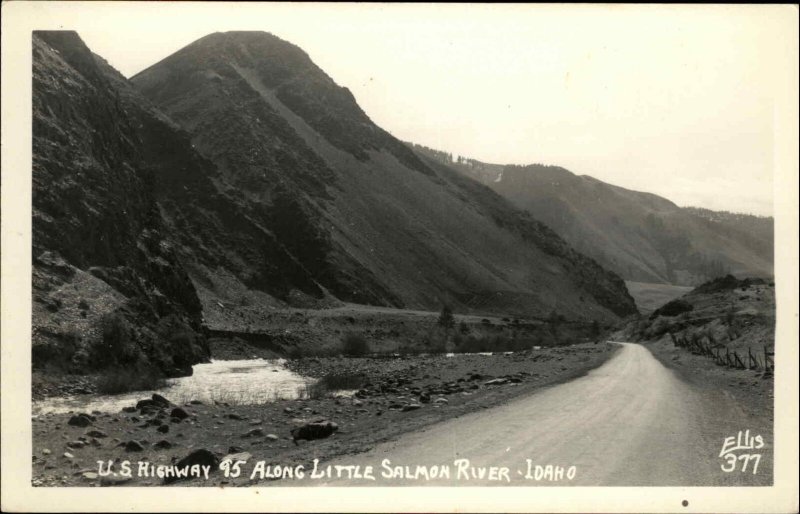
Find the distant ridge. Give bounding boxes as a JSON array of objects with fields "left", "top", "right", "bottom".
[{"left": 409, "top": 143, "right": 773, "bottom": 286}]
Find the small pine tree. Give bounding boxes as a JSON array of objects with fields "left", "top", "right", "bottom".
[
  {"left": 590, "top": 320, "right": 601, "bottom": 337},
  {"left": 437, "top": 305, "right": 455, "bottom": 331}
]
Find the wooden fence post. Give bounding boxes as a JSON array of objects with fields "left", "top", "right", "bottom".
[{"left": 734, "top": 351, "right": 745, "bottom": 369}]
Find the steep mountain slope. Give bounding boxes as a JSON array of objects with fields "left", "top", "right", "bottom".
[
  {"left": 32, "top": 31, "right": 209, "bottom": 377},
  {"left": 131, "top": 31, "right": 636, "bottom": 322},
  {"left": 412, "top": 146, "right": 773, "bottom": 286}
]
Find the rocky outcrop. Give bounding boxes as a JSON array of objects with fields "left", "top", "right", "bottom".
[{"left": 32, "top": 31, "right": 209, "bottom": 376}]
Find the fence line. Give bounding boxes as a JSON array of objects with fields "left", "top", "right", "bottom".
[{"left": 668, "top": 332, "right": 773, "bottom": 372}]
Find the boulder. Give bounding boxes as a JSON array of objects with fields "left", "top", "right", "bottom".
[
  {"left": 170, "top": 407, "right": 190, "bottom": 420},
  {"left": 163, "top": 449, "right": 220, "bottom": 484},
  {"left": 67, "top": 414, "right": 92, "bottom": 427},
  {"left": 124, "top": 440, "right": 145, "bottom": 452},
  {"left": 290, "top": 420, "right": 338, "bottom": 445},
  {"left": 151, "top": 394, "right": 171, "bottom": 407},
  {"left": 136, "top": 399, "right": 160, "bottom": 411}
]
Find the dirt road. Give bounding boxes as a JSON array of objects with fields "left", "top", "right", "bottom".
[{"left": 308, "top": 343, "right": 771, "bottom": 486}]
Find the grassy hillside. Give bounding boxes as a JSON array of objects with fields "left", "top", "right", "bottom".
[
  {"left": 129, "top": 31, "right": 637, "bottom": 323},
  {"left": 411, "top": 144, "right": 773, "bottom": 287}
]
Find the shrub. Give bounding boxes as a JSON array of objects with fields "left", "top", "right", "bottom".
[
  {"left": 300, "top": 372, "right": 366, "bottom": 399},
  {"left": 341, "top": 333, "right": 370, "bottom": 356},
  {"left": 318, "top": 372, "right": 366, "bottom": 391},
  {"left": 651, "top": 299, "right": 693, "bottom": 319},
  {"left": 92, "top": 312, "right": 138, "bottom": 367},
  {"left": 96, "top": 363, "right": 166, "bottom": 395},
  {"left": 437, "top": 305, "right": 455, "bottom": 330}
]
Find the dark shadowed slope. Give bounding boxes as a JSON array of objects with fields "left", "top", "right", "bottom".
[
  {"left": 412, "top": 145, "right": 774, "bottom": 287},
  {"left": 32, "top": 31, "right": 209, "bottom": 377},
  {"left": 131, "top": 31, "right": 637, "bottom": 322}
]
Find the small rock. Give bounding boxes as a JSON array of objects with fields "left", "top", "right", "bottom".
[
  {"left": 222, "top": 451, "right": 252, "bottom": 463},
  {"left": 242, "top": 428, "right": 264, "bottom": 438},
  {"left": 66, "top": 441, "right": 86, "bottom": 449},
  {"left": 81, "top": 471, "right": 98, "bottom": 480},
  {"left": 63, "top": 452, "right": 74, "bottom": 459},
  {"left": 401, "top": 404, "right": 422, "bottom": 412},
  {"left": 85, "top": 430, "right": 107, "bottom": 438},
  {"left": 100, "top": 475, "right": 132, "bottom": 487},
  {"left": 42, "top": 449, "right": 51, "bottom": 455},
  {"left": 153, "top": 440, "right": 172, "bottom": 450},
  {"left": 484, "top": 378, "right": 509, "bottom": 386},
  {"left": 248, "top": 419, "right": 263, "bottom": 426},
  {"left": 157, "top": 424, "right": 169, "bottom": 434},
  {"left": 291, "top": 420, "right": 338, "bottom": 445},
  {"left": 265, "top": 434, "right": 279, "bottom": 441}
]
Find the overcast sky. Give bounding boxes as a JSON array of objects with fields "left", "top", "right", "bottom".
[{"left": 36, "top": 3, "right": 794, "bottom": 216}]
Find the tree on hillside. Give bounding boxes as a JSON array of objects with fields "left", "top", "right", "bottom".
[{"left": 438, "top": 305, "right": 455, "bottom": 343}]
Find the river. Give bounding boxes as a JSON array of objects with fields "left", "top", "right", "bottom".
[{"left": 32, "top": 359, "right": 313, "bottom": 416}]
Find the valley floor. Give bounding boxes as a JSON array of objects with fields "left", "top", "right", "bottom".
[{"left": 31, "top": 342, "right": 616, "bottom": 487}]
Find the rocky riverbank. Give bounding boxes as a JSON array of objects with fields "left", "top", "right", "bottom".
[{"left": 32, "top": 342, "right": 617, "bottom": 487}]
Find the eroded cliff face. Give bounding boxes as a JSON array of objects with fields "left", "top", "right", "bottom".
[{"left": 33, "top": 31, "right": 209, "bottom": 377}]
